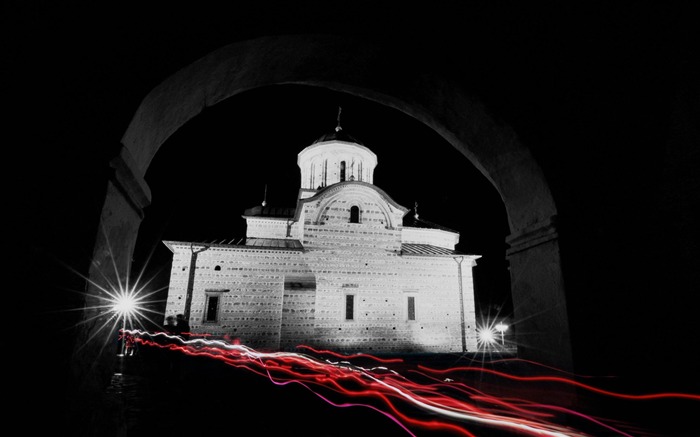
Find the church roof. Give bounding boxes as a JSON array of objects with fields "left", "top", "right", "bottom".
[
  {"left": 403, "top": 215, "right": 458, "bottom": 234},
  {"left": 312, "top": 127, "right": 364, "bottom": 145},
  {"left": 244, "top": 238, "right": 303, "bottom": 249},
  {"left": 163, "top": 237, "right": 304, "bottom": 251},
  {"left": 243, "top": 205, "right": 296, "bottom": 218},
  {"left": 401, "top": 243, "right": 468, "bottom": 256}
]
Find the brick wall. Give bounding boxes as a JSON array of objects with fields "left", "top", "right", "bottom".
[
  {"left": 164, "top": 173, "right": 477, "bottom": 354},
  {"left": 165, "top": 237, "right": 478, "bottom": 353}
]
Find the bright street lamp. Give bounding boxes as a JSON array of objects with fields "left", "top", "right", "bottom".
[
  {"left": 113, "top": 291, "right": 138, "bottom": 356},
  {"left": 495, "top": 322, "right": 509, "bottom": 345},
  {"left": 478, "top": 327, "right": 496, "bottom": 347}
]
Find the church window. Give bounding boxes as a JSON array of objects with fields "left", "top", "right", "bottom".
[
  {"left": 345, "top": 294, "right": 355, "bottom": 320},
  {"left": 323, "top": 159, "right": 328, "bottom": 186},
  {"left": 204, "top": 293, "right": 221, "bottom": 323},
  {"left": 407, "top": 296, "right": 416, "bottom": 321},
  {"left": 340, "top": 161, "right": 346, "bottom": 181},
  {"left": 350, "top": 205, "right": 360, "bottom": 223}
]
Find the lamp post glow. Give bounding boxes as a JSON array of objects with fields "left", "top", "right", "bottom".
[
  {"left": 495, "top": 322, "right": 509, "bottom": 345},
  {"left": 478, "top": 327, "right": 496, "bottom": 348},
  {"left": 113, "top": 291, "right": 138, "bottom": 356}
]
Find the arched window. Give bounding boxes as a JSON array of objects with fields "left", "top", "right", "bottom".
[
  {"left": 350, "top": 205, "right": 360, "bottom": 223},
  {"left": 340, "top": 161, "right": 346, "bottom": 181}
]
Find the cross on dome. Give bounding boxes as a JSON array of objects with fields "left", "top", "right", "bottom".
[{"left": 335, "top": 106, "right": 343, "bottom": 132}]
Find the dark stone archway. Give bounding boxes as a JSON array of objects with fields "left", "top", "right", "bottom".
[{"left": 73, "top": 34, "right": 573, "bottom": 401}]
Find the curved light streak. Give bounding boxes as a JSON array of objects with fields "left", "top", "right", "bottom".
[
  {"left": 416, "top": 365, "right": 700, "bottom": 401},
  {"left": 123, "top": 331, "right": 699, "bottom": 437}
]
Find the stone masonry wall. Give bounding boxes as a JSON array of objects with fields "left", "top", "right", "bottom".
[
  {"left": 306, "top": 248, "right": 477, "bottom": 354},
  {"left": 165, "top": 223, "right": 477, "bottom": 353},
  {"left": 244, "top": 218, "right": 291, "bottom": 239},
  {"left": 165, "top": 245, "right": 307, "bottom": 350}
]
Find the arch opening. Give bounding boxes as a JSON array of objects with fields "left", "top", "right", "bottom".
[{"left": 77, "top": 36, "right": 573, "bottom": 394}]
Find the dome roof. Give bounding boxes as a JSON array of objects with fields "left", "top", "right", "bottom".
[{"left": 312, "top": 127, "right": 364, "bottom": 145}]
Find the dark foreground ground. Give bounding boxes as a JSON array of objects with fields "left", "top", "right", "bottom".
[{"left": 92, "top": 344, "right": 697, "bottom": 437}]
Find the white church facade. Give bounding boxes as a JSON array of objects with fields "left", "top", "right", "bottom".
[{"left": 163, "top": 121, "right": 480, "bottom": 353}]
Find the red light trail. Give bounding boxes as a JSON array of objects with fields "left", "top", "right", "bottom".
[{"left": 125, "top": 330, "right": 699, "bottom": 437}]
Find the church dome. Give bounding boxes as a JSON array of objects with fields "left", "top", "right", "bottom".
[
  {"left": 312, "top": 126, "right": 364, "bottom": 145},
  {"left": 297, "top": 111, "right": 377, "bottom": 195}
]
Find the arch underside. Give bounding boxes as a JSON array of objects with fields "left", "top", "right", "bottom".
[{"left": 122, "top": 34, "right": 556, "bottom": 232}]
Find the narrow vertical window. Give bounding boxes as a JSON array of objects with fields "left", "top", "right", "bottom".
[
  {"left": 340, "top": 161, "right": 346, "bottom": 181},
  {"left": 323, "top": 159, "right": 328, "bottom": 186},
  {"left": 407, "top": 296, "right": 416, "bottom": 321},
  {"left": 345, "top": 294, "right": 355, "bottom": 320},
  {"left": 350, "top": 205, "right": 360, "bottom": 223},
  {"left": 205, "top": 294, "right": 220, "bottom": 322}
]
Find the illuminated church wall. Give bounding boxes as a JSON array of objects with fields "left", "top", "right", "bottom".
[
  {"left": 164, "top": 242, "right": 478, "bottom": 353},
  {"left": 163, "top": 126, "right": 480, "bottom": 353},
  {"left": 242, "top": 217, "right": 292, "bottom": 239},
  {"left": 164, "top": 246, "right": 305, "bottom": 350}
]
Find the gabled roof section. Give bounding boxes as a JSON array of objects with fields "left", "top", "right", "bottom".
[
  {"left": 403, "top": 215, "right": 458, "bottom": 234},
  {"left": 293, "top": 180, "right": 409, "bottom": 222},
  {"left": 401, "top": 243, "right": 478, "bottom": 258}
]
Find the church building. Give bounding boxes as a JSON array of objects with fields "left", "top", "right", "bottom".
[{"left": 163, "top": 116, "right": 480, "bottom": 353}]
